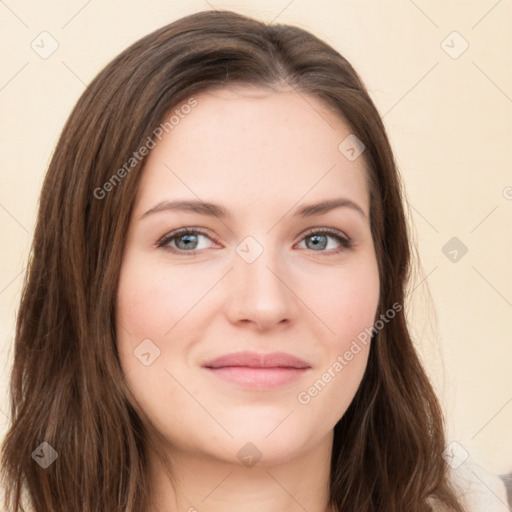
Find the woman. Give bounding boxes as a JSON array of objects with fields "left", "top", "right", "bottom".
[{"left": 0, "top": 8, "right": 500, "bottom": 511}]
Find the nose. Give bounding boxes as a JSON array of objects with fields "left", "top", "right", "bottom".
[{"left": 224, "top": 242, "right": 298, "bottom": 332}]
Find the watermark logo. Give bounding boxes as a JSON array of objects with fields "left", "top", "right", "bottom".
[
  {"left": 441, "top": 31, "right": 469, "bottom": 59},
  {"left": 442, "top": 236, "right": 468, "bottom": 263},
  {"left": 134, "top": 338, "right": 161, "bottom": 366},
  {"left": 236, "top": 442, "right": 262, "bottom": 467},
  {"left": 235, "top": 236, "right": 264, "bottom": 263},
  {"left": 31, "top": 31, "right": 59, "bottom": 59},
  {"left": 32, "top": 442, "right": 58, "bottom": 468},
  {"left": 442, "top": 441, "right": 469, "bottom": 469},
  {"left": 338, "top": 134, "right": 365, "bottom": 161}
]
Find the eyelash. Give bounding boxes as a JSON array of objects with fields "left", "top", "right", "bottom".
[{"left": 155, "top": 227, "right": 353, "bottom": 255}]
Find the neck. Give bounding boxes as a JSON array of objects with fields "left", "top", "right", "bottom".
[{"left": 146, "top": 431, "right": 334, "bottom": 512}]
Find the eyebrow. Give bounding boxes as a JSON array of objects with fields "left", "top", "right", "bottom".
[{"left": 140, "top": 197, "right": 367, "bottom": 220}]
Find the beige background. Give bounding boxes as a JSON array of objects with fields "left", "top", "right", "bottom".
[{"left": 1, "top": 0, "right": 511, "bottom": 478}]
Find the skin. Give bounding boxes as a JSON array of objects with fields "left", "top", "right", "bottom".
[{"left": 116, "top": 85, "right": 380, "bottom": 512}]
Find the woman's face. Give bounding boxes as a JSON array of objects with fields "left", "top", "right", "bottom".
[{"left": 116, "top": 85, "right": 380, "bottom": 466}]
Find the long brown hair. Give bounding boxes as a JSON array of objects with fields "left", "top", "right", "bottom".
[{"left": 1, "top": 9, "right": 464, "bottom": 512}]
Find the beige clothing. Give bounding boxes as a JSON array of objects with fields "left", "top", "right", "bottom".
[{"left": 448, "top": 461, "right": 511, "bottom": 512}]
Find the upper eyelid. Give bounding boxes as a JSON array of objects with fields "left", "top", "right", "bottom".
[
  {"left": 157, "top": 226, "right": 350, "bottom": 249},
  {"left": 301, "top": 226, "right": 349, "bottom": 239}
]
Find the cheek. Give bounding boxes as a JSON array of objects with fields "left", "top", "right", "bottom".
[
  {"left": 115, "top": 256, "right": 174, "bottom": 379},
  {"left": 296, "top": 283, "right": 377, "bottom": 427},
  {"left": 292, "top": 256, "right": 379, "bottom": 418},
  {"left": 116, "top": 254, "right": 210, "bottom": 344},
  {"left": 114, "top": 252, "right": 228, "bottom": 399},
  {"left": 114, "top": 256, "right": 199, "bottom": 428},
  {"left": 305, "top": 255, "right": 380, "bottom": 347}
]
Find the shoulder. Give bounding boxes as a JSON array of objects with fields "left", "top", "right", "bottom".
[
  {"left": 500, "top": 473, "right": 512, "bottom": 507},
  {"left": 446, "top": 460, "right": 511, "bottom": 512}
]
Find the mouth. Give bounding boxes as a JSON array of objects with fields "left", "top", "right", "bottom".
[{"left": 202, "top": 351, "right": 311, "bottom": 389}]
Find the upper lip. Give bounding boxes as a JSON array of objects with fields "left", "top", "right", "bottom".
[{"left": 202, "top": 351, "right": 311, "bottom": 369}]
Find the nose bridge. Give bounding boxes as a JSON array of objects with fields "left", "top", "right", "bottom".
[
  {"left": 239, "top": 239, "right": 281, "bottom": 289},
  {"left": 225, "top": 233, "right": 296, "bottom": 328}
]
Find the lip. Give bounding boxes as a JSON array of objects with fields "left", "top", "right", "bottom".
[
  {"left": 202, "top": 351, "right": 311, "bottom": 389},
  {"left": 202, "top": 351, "right": 311, "bottom": 369}
]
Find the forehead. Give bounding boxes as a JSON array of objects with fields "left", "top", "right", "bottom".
[{"left": 133, "top": 85, "right": 370, "bottom": 218}]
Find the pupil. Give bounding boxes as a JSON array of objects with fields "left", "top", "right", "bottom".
[
  {"left": 177, "top": 234, "right": 197, "bottom": 250},
  {"left": 308, "top": 234, "right": 327, "bottom": 250}
]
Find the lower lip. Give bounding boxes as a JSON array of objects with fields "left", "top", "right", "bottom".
[{"left": 204, "top": 366, "right": 309, "bottom": 388}]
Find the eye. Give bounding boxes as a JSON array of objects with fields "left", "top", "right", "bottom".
[
  {"left": 156, "top": 227, "right": 352, "bottom": 255},
  {"left": 296, "top": 228, "right": 352, "bottom": 254},
  {"left": 156, "top": 227, "right": 217, "bottom": 254}
]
